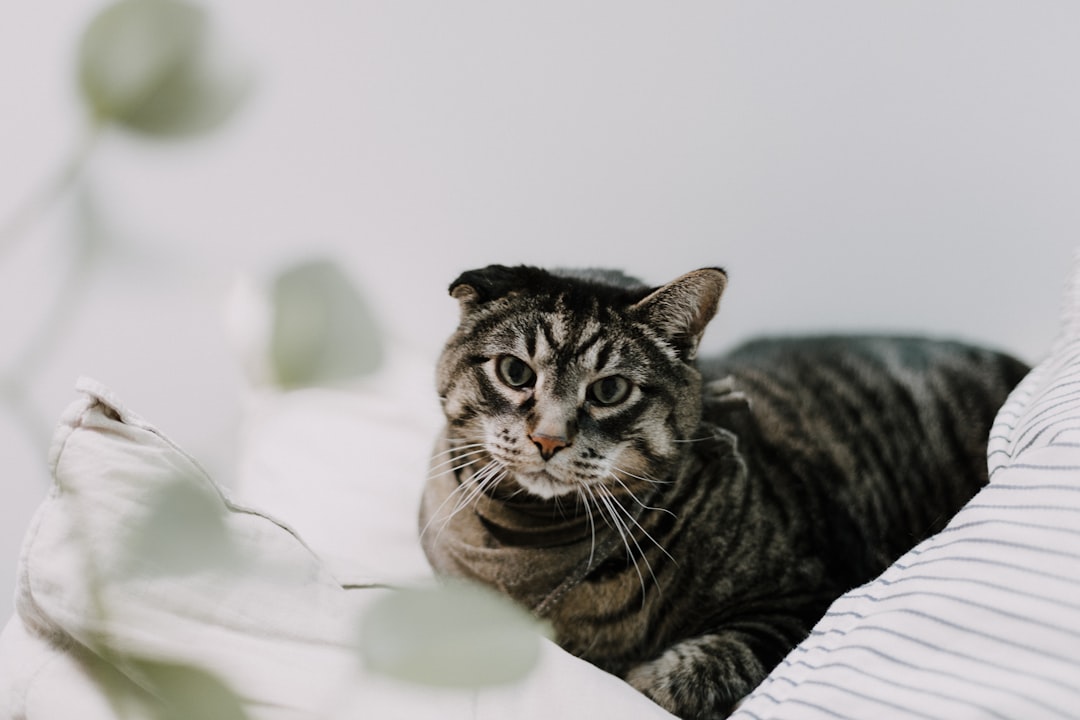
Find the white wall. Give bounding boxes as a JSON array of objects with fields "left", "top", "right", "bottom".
[{"left": 2, "top": 1, "right": 1077, "bottom": 624}]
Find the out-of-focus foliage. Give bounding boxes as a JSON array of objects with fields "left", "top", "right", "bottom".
[
  {"left": 269, "top": 259, "right": 384, "bottom": 389},
  {"left": 85, "top": 651, "right": 249, "bottom": 720},
  {"left": 78, "top": 0, "right": 250, "bottom": 136},
  {"left": 359, "top": 580, "right": 551, "bottom": 688},
  {"left": 3, "top": 0, "right": 259, "bottom": 714},
  {"left": 115, "top": 475, "right": 238, "bottom": 577},
  {"left": 1, "top": 0, "right": 253, "bottom": 456}
]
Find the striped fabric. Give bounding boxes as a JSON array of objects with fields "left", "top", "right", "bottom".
[{"left": 733, "top": 261, "right": 1080, "bottom": 719}]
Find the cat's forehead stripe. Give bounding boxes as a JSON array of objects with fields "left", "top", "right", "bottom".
[
  {"left": 530, "top": 324, "right": 547, "bottom": 362},
  {"left": 481, "top": 303, "right": 669, "bottom": 379},
  {"left": 576, "top": 323, "right": 605, "bottom": 359},
  {"left": 539, "top": 315, "right": 561, "bottom": 350},
  {"left": 595, "top": 340, "right": 616, "bottom": 373}
]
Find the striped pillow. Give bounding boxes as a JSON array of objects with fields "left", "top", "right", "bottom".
[{"left": 733, "top": 261, "right": 1080, "bottom": 719}]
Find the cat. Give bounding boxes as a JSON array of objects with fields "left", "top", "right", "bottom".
[{"left": 418, "top": 265, "right": 1029, "bottom": 719}]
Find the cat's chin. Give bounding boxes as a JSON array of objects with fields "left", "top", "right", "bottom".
[{"left": 512, "top": 470, "right": 578, "bottom": 500}]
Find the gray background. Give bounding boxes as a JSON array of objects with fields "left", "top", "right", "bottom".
[{"left": 2, "top": 1, "right": 1077, "bottom": 624}]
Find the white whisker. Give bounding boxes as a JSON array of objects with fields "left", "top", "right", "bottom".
[
  {"left": 430, "top": 441, "right": 485, "bottom": 461},
  {"left": 605, "top": 476, "right": 678, "bottom": 567},
  {"left": 419, "top": 472, "right": 477, "bottom": 540},
  {"left": 421, "top": 459, "right": 502, "bottom": 540},
  {"left": 445, "top": 462, "right": 503, "bottom": 521},
  {"left": 428, "top": 447, "right": 489, "bottom": 477},
  {"left": 614, "top": 466, "right": 673, "bottom": 487},
  {"left": 592, "top": 485, "right": 648, "bottom": 598},
  {"left": 430, "top": 465, "right": 508, "bottom": 545},
  {"left": 609, "top": 473, "right": 678, "bottom": 519},
  {"left": 576, "top": 486, "right": 599, "bottom": 571},
  {"left": 583, "top": 482, "right": 616, "bottom": 531}
]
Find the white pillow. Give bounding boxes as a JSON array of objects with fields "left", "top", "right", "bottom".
[
  {"left": 0, "top": 378, "right": 370, "bottom": 719},
  {"left": 732, "top": 257, "right": 1080, "bottom": 719},
  {"left": 0, "top": 374, "right": 674, "bottom": 720}
]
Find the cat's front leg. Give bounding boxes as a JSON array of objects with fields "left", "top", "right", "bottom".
[{"left": 624, "top": 633, "right": 766, "bottom": 719}]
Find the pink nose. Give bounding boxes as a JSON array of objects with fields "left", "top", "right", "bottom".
[{"left": 530, "top": 433, "right": 569, "bottom": 461}]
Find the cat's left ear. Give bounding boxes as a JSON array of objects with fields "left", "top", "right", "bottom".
[
  {"left": 448, "top": 265, "right": 534, "bottom": 319},
  {"left": 633, "top": 268, "right": 727, "bottom": 360}
]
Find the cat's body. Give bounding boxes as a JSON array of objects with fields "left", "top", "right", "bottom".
[{"left": 419, "top": 266, "right": 1029, "bottom": 719}]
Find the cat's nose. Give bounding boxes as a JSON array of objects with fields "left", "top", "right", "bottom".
[{"left": 530, "top": 432, "right": 569, "bottom": 461}]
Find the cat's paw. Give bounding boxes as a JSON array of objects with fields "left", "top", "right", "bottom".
[
  {"left": 625, "top": 658, "right": 683, "bottom": 715},
  {"left": 626, "top": 658, "right": 739, "bottom": 719},
  {"left": 625, "top": 638, "right": 758, "bottom": 719}
]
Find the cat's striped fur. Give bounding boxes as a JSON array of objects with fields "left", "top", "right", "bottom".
[{"left": 419, "top": 265, "right": 1029, "bottom": 719}]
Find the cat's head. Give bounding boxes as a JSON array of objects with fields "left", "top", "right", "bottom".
[{"left": 436, "top": 265, "right": 726, "bottom": 500}]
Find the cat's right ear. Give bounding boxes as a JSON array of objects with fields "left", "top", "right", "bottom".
[
  {"left": 633, "top": 267, "right": 727, "bottom": 360},
  {"left": 449, "top": 265, "right": 528, "bottom": 317}
]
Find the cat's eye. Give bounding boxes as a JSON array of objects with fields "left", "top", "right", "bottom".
[
  {"left": 496, "top": 355, "right": 536, "bottom": 389},
  {"left": 588, "top": 375, "right": 631, "bottom": 406}
]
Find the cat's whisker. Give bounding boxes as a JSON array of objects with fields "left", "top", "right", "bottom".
[
  {"left": 427, "top": 447, "right": 489, "bottom": 477},
  {"left": 426, "top": 457, "right": 483, "bottom": 481},
  {"left": 597, "top": 485, "right": 667, "bottom": 602},
  {"left": 429, "top": 441, "right": 485, "bottom": 463},
  {"left": 419, "top": 469, "right": 479, "bottom": 540},
  {"left": 428, "top": 458, "right": 493, "bottom": 513},
  {"left": 592, "top": 485, "right": 651, "bottom": 600},
  {"left": 431, "top": 467, "right": 508, "bottom": 546},
  {"left": 582, "top": 483, "right": 616, "bottom": 532},
  {"left": 421, "top": 460, "right": 502, "bottom": 540},
  {"left": 606, "top": 476, "right": 678, "bottom": 567},
  {"left": 446, "top": 462, "right": 503, "bottom": 518},
  {"left": 576, "top": 485, "right": 599, "bottom": 571},
  {"left": 611, "top": 465, "right": 673, "bottom": 488},
  {"left": 552, "top": 492, "right": 566, "bottom": 517},
  {"left": 608, "top": 473, "right": 679, "bottom": 519}
]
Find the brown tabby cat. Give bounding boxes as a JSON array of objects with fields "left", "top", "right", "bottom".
[{"left": 419, "top": 265, "right": 1028, "bottom": 719}]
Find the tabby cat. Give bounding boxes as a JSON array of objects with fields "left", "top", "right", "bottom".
[{"left": 418, "top": 265, "right": 1028, "bottom": 719}]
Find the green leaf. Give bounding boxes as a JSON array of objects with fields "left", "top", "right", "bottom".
[
  {"left": 77, "top": 0, "right": 250, "bottom": 136},
  {"left": 132, "top": 658, "right": 250, "bottom": 720},
  {"left": 358, "top": 581, "right": 550, "bottom": 688},
  {"left": 116, "top": 474, "right": 238, "bottom": 577},
  {"left": 270, "top": 259, "right": 383, "bottom": 388},
  {"left": 83, "top": 650, "right": 250, "bottom": 720}
]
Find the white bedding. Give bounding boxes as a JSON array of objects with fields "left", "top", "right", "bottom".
[
  {"left": 2, "top": 257, "right": 1079, "bottom": 719},
  {"left": 0, "top": 373, "right": 672, "bottom": 718}
]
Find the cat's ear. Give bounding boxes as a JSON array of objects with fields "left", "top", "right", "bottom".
[
  {"left": 448, "top": 265, "right": 531, "bottom": 317},
  {"left": 633, "top": 268, "right": 727, "bottom": 360}
]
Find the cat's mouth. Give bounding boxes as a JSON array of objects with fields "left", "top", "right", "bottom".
[{"left": 512, "top": 469, "right": 578, "bottom": 500}]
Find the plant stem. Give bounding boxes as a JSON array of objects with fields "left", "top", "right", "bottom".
[{"left": 0, "top": 119, "right": 105, "bottom": 260}]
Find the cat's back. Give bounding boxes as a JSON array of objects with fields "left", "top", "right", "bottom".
[
  {"left": 703, "top": 335, "right": 1027, "bottom": 417},
  {"left": 704, "top": 335, "right": 1028, "bottom": 397},
  {"left": 698, "top": 335, "right": 1029, "bottom": 577},
  {"left": 700, "top": 335, "right": 1029, "bottom": 468}
]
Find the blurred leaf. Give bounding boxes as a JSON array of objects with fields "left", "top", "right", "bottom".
[
  {"left": 224, "top": 273, "right": 274, "bottom": 386},
  {"left": 83, "top": 649, "right": 249, "bottom": 720},
  {"left": 271, "top": 259, "right": 383, "bottom": 388},
  {"left": 131, "top": 657, "right": 250, "bottom": 720},
  {"left": 117, "top": 475, "right": 238, "bottom": 577},
  {"left": 78, "top": 0, "right": 250, "bottom": 136},
  {"left": 358, "top": 581, "right": 549, "bottom": 688}
]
